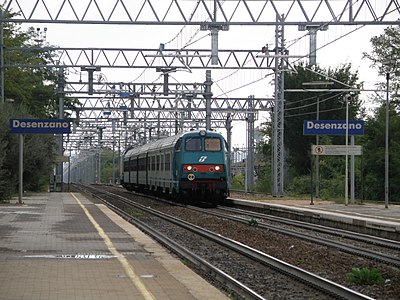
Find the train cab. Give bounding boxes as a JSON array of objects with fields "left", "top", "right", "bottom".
[{"left": 174, "top": 130, "right": 229, "bottom": 202}]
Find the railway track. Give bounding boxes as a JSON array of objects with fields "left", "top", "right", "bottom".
[
  {"left": 189, "top": 205, "right": 400, "bottom": 267},
  {"left": 74, "top": 184, "right": 376, "bottom": 299}
]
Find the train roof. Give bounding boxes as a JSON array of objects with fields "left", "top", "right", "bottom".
[{"left": 124, "top": 130, "right": 223, "bottom": 157}]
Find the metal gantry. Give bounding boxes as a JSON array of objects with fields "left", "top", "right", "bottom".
[
  {"left": 2, "top": 0, "right": 400, "bottom": 194},
  {"left": 3, "top": 47, "right": 282, "bottom": 70},
  {"left": 272, "top": 15, "right": 286, "bottom": 197},
  {"left": 3, "top": 0, "right": 400, "bottom": 25}
]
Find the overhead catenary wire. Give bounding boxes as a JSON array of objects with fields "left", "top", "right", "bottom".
[{"left": 133, "top": 0, "right": 395, "bottom": 114}]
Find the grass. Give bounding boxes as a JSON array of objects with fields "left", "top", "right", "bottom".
[
  {"left": 346, "top": 267, "right": 385, "bottom": 285},
  {"left": 247, "top": 218, "right": 258, "bottom": 227}
]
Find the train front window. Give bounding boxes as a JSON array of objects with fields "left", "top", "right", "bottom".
[
  {"left": 185, "top": 137, "right": 202, "bottom": 151},
  {"left": 205, "top": 137, "right": 221, "bottom": 151}
]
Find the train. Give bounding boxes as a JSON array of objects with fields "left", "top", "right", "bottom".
[{"left": 121, "top": 129, "right": 229, "bottom": 204}]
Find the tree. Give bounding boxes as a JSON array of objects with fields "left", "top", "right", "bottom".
[
  {"left": 361, "top": 106, "right": 400, "bottom": 202},
  {"left": 0, "top": 8, "right": 65, "bottom": 200},
  {"left": 257, "top": 62, "right": 362, "bottom": 197},
  {"left": 0, "top": 103, "right": 57, "bottom": 200},
  {"left": 2, "top": 8, "right": 79, "bottom": 117},
  {"left": 360, "top": 25, "right": 400, "bottom": 203},
  {"left": 253, "top": 125, "right": 272, "bottom": 193},
  {"left": 283, "top": 62, "right": 361, "bottom": 178},
  {"left": 364, "top": 25, "right": 400, "bottom": 109},
  {"left": 100, "top": 148, "right": 120, "bottom": 184},
  {"left": 0, "top": 106, "right": 11, "bottom": 200}
]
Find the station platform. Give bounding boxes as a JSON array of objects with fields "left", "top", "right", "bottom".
[
  {"left": 227, "top": 197, "right": 400, "bottom": 241},
  {"left": 0, "top": 192, "right": 228, "bottom": 300}
]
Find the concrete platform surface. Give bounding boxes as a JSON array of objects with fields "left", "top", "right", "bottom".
[
  {"left": 229, "top": 197, "right": 400, "bottom": 240},
  {"left": 0, "top": 192, "right": 228, "bottom": 300}
]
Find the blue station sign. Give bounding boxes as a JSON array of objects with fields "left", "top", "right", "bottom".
[
  {"left": 9, "top": 119, "right": 71, "bottom": 134},
  {"left": 303, "top": 120, "right": 364, "bottom": 136}
]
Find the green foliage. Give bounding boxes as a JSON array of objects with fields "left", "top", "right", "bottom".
[
  {"left": 2, "top": 15, "right": 56, "bottom": 117},
  {"left": 231, "top": 173, "right": 245, "bottom": 190},
  {"left": 0, "top": 120, "right": 11, "bottom": 201},
  {"left": 99, "top": 148, "right": 120, "bottom": 184},
  {"left": 361, "top": 105, "right": 400, "bottom": 202},
  {"left": 255, "top": 26, "right": 400, "bottom": 203},
  {"left": 283, "top": 62, "right": 360, "bottom": 179},
  {"left": 247, "top": 218, "right": 258, "bottom": 227},
  {"left": 0, "top": 103, "right": 57, "bottom": 200},
  {"left": 254, "top": 132, "right": 272, "bottom": 194},
  {"left": 0, "top": 9, "right": 65, "bottom": 200},
  {"left": 23, "top": 134, "right": 56, "bottom": 191},
  {"left": 253, "top": 172, "right": 272, "bottom": 194},
  {"left": 361, "top": 25, "right": 400, "bottom": 202},
  {"left": 256, "top": 56, "right": 397, "bottom": 201},
  {"left": 285, "top": 175, "right": 311, "bottom": 196},
  {"left": 346, "top": 268, "right": 384, "bottom": 285},
  {"left": 1, "top": 9, "right": 79, "bottom": 117},
  {"left": 363, "top": 25, "right": 400, "bottom": 109},
  {"left": 319, "top": 176, "right": 345, "bottom": 201},
  {"left": 257, "top": 62, "right": 361, "bottom": 199}
]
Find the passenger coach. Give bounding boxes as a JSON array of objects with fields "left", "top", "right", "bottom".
[{"left": 122, "top": 130, "right": 229, "bottom": 203}]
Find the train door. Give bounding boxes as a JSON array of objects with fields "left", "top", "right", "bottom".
[
  {"left": 146, "top": 152, "right": 149, "bottom": 188},
  {"left": 173, "top": 138, "right": 182, "bottom": 194},
  {"left": 136, "top": 156, "right": 139, "bottom": 185},
  {"left": 173, "top": 138, "right": 182, "bottom": 180},
  {"left": 127, "top": 157, "right": 131, "bottom": 184},
  {"left": 161, "top": 153, "right": 165, "bottom": 191},
  {"left": 165, "top": 152, "right": 171, "bottom": 192},
  {"left": 156, "top": 154, "right": 160, "bottom": 189}
]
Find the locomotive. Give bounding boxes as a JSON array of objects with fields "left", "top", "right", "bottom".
[{"left": 122, "top": 130, "right": 229, "bottom": 204}]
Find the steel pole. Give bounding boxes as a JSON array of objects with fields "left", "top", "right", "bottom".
[
  {"left": 315, "top": 96, "right": 320, "bottom": 198},
  {"left": 345, "top": 96, "right": 349, "bottom": 206},
  {"left": 0, "top": 10, "right": 4, "bottom": 103},
  {"left": 18, "top": 134, "right": 23, "bottom": 204},
  {"left": 385, "top": 73, "right": 389, "bottom": 208}
]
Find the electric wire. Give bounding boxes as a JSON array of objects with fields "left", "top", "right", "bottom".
[
  {"left": 213, "top": 0, "right": 366, "bottom": 99},
  {"left": 285, "top": 106, "right": 344, "bottom": 118},
  {"left": 126, "top": 1, "right": 395, "bottom": 115}
]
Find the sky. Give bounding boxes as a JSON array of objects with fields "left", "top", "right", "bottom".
[{"left": 15, "top": 2, "right": 392, "bottom": 149}]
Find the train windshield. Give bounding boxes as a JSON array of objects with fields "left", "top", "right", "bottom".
[
  {"left": 205, "top": 137, "right": 221, "bottom": 151},
  {"left": 185, "top": 137, "right": 202, "bottom": 151},
  {"left": 184, "top": 136, "right": 222, "bottom": 152}
]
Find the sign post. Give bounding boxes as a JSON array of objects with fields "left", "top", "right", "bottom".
[
  {"left": 311, "top": 145, "right": 362, "bottom": 156},
  {"left": 18, "top": 134, "right": 23, "bottom": 204},
  {"left": 305, "top": 119, "right": 364, "bottom": 205},
  {"left": 9, "top": 118, "right": 71, "bottom": 201}
]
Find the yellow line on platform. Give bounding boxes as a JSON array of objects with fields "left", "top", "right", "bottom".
[{"left": 70, "top": 192, "right": 155, "bottom": 300}]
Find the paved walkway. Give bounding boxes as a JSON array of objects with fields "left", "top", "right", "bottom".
[{"left": 0, "top": 192, "right": 228, "bottom": 300}]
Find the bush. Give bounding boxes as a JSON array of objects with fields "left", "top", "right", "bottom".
[
  {"left": 346, "top": 268, "right": 384, "bottom": 285},
  {"left": 285, "top": 175, "right": 311, "bottom": 196},
  {"left": 231, "top": 173, "right": 245, "bottom": 190},
  {"left": 319, "top": 175, "right": 345, "bottom": 200}
]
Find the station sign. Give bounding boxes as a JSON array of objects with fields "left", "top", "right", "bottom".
[
  {"left": 311, "top": 145, "right": 362, "bottom": 156},
  {"left": 9, "top": 119, "right": 71, "bottom": 134},
  {"left": 54, "top": 156, "right": 70, "bottom": 163},
  {"left": 303, "top": 120, "right": 364, "bottom": 135}
]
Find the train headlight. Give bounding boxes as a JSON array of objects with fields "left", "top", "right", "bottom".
[
  {"left": 199, "top": 130, "right": 206, "bottom": 136},
  {"left": 184, "top": 165, "right": 194, "bottom": 172},
  {"left": 215, "top": 165, "right": 220, "bottom": 171}
]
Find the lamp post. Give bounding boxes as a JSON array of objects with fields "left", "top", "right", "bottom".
[
  {"left": 385, "top": 72, "right": 389, "bottom": 209},
  {"left": 345, "top": 96, "right": 349, "bottom": 206},
  {"left": 344, "top": 94, "right": 352, "bottom": 206},
  {"left": 302, "top": 81, "right": 333, "bottom": 198}
]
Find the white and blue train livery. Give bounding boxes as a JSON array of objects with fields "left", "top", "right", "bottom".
[{"left": 122, "top": 130, "right": 229, "bottom": 203}]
